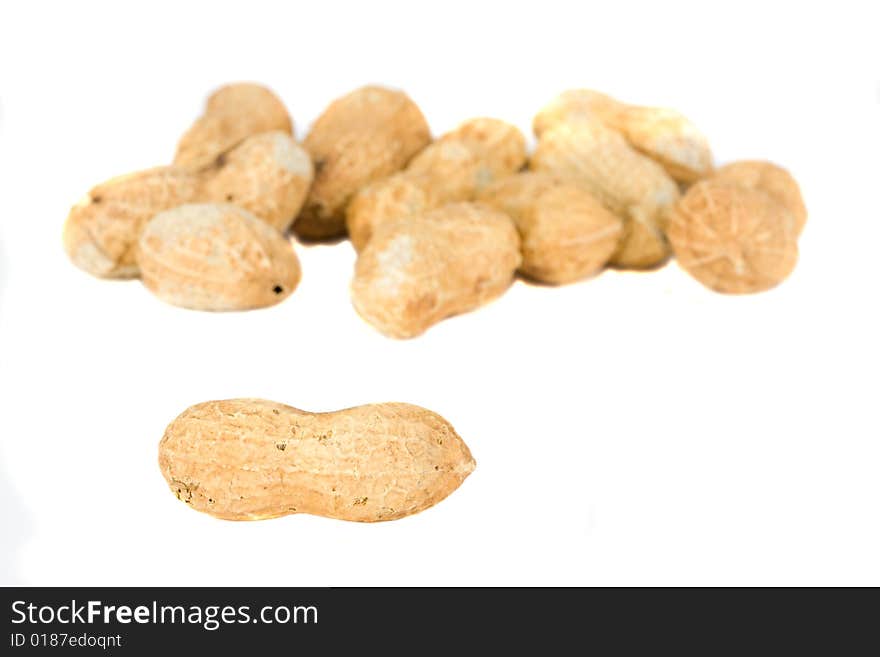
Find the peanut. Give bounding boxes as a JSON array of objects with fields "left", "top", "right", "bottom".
[
  {"left": 351, "top": 202, "right": 521, "bottom": 338},
  {"left": 158, "top": 398, "right": 476, "bottom": 522},
  {"left": 477, "top": 172, "right": 623, "bottom": 284},
  {"left": 346, "top": 118, "right": 526, "bottom": 250},
  {"left": 666, "top": 180, "right": 799, "bottom": 293},
  {"left": 712, "top": 160, "right": 807, "bottom": 235},
  {"left": 137, "top": 203, "right": 301, "bottom": 310},
  {"left": 174, "top": 83, "right": 293, "bottom": 170},
  {"left": 198, "top": 131, "right": 314, "bottom": 232},
  {"left": 63, "top": 167, "right": 198, "bottom": 279},
  {"left": 534, "top": 89, "right": 713, "bottom": 183},
  {"left": 64, "top": 132, "right": 312, "bottom": 278},
  {"left": 530, "top": 120, "right": 679, "bottom": 269},
  {"left": 295, "top": 86, "right": 431, "bottom": 240}
]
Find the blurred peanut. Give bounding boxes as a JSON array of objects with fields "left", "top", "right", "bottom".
[
  {"left": 295, "top": 86, "right": 431, "bottom": 240},
  {"left": 477, "top": 172, "right": 623, "bottom": 284},
  {"left": 174, "top": 83, "right": 293, "bottom": 170},
  {"left": 64, "top": 132, "right": 311, "bottom": 278},
  {"left": 666, "top": 180, "right": 799, "bottom": 293},
  {"left": 347, "top": 118, "right": 526, "bottom": 250},
  {"left": 137, "top": 203, "right": 301, "bottom": 310},
  {"left": 534, "top": 89, "right": 713, "bottom": 183},
  {"left": 530, "top": 120, "right": 679, "bottom": 268},
  {"left": 351, "top": 203, "right": 521, "bottom": 338}
]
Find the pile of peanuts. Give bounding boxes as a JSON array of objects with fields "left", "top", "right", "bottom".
[{"left": 64, "top": 84, "right": 807, "bottom": 338}]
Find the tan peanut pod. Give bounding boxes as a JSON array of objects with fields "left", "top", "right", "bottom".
[
  {"left": 158, "top": 398, "right": 476, "bottom": 522},
  {"left": 611, "top": 105, "right": 714, "bottom": 184},
  {"left": 346, "top": 173, "right": 436, "bottom": 251},
  {"left": 534, "top": 89, "right": 713, "bottom": 183},
  {"left": 174, "top": 83, "right": 293, "bottom": 170},
  {"left": 712, "top": 160, "right": 807, "bottom": 235},
  {"left": 351, "top": 202, "right": 521, "bottom": 338},
  {"left": 295, "top": 86, "right": 431, "bottom": 240},
  {"left": 137, "top": 203, "right": 301, "bottom": 311},
  {"left": 200, "top": 131, "right": 314, "bottom": 232},
  {"left": 347, "top": 118, "right": 527, "bottom": 250},
  {"left": 533, "top": 89, "right": 622, "bottom": 137},
  {"left": 63, "top": 167, "right": 199, "bottom": 278},
  {"left": 477, "top": 172, "right": 623, "bottom": 284},
  {"left": 530, "top": 121, "right": 679, "bottom": 268},
  {"left": 666, "top": 180, "right": 799, "bottom": 294},
  {"left": 65, "top": 134, "right": 312, "bottom": 278}
]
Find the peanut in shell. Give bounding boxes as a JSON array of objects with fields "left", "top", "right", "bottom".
[
  {"left": 477, "top": 172, "right": 623, "bottom": 284},
  {"left": 666, "top": 180, "right": 799, "bottom": 294},
  {"left": 64, "top": 133, "right": 311, "bottom": 278},
  {"left": 530, "top": 121, "right": 679, "bottom": 269},
  {"left": 295, "top": 86, "right": 431, "bottom": 240},
  {"left": 712, "top": 160, "right": 807, "bottom": 235},
  {"left": 534, "top": 88, "right": 713, "bottom": 183},
  {"left": 346, "top": 117, "right": 526, "bottom": 250},
  {"left": 158, "top": 398, "right": 476, "bottom": 522},
  {"left": 137, "top": 203, "right": 301, "bottom": 311},
  {"left": 351, "top": 202, "right": 521, "bottom": 338},
  {"left": 174, "top": 83, "right": 293, "bottom": 170}
]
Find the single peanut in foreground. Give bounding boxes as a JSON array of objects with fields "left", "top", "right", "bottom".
[
  {"left": 477, "top": 172, "right": 623, "bottom": 284},
  {"left": 138, "top": 203, "right": 301, "bottom": 311},
  {"left": 666, "top": 180, "right": 799, "bottom": 294},
  {"left": 64, "top": 132, "right": 312, "bottom": 278},
  {"left": 530, "top": 120, "right": 679, "bottom": 269},
  {"left": 346, "top": 117, "right": 526, "bottom": 250},
  {"left": 295, "top": 85, "right": 431, "bottom": 240},
  {"left": 174, "top": 83, "right": 293, "bottom": 170},
  {"left": 351, "top": 202, "right": 521, "bottom": 338},
  {"left": 158, "top": 399, "right": 476, "bottom": 522},
  {"left": 533, "top": 89, "right": 713, "bottom": 183},
  {"left": 712, "top": 160, "right": 807, "bottom": 234}
]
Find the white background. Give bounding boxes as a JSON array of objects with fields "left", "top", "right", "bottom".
[{"left": 1, "top": 0, "right": 878, "bottom": 586}]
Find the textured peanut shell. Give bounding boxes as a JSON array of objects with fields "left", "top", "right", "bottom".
[
  {"left": 158, "top": 399, "right": 476, "bottom": 522},
  {"left": 712, "top": 160, "right": 807, "bottom": 235},
  {"left": 533, "top": 89, "right": 713, "bottom": 183},
  {"left": 667, "top": 180, "right": 798, "bottom": 294},
  {"left": 200, "top": 131, "right": 314, "bottom": 232},
  {"left": 346, "top": 118, "right": 526, "bottom": 250},
  {"left": 295, "top": 86, "right": 431, "bottom": 239},
  {"left": 174, "top": 83, "right": 293, "bottom": 170},
  {"left": 530, "top": 122, "right": 679, "bottom": 268},
  {"left": 533, "top": 89, "right": 622, "bottom": 137},
  {"left": 65, "top": 133, "right": 311, "bottom": 278},
  {"left": 351, "top": 202, "right": 521, "bottom": 338},
  {"left": 137, "top": 204, "right": 301, "bottom": 310},
  {"left": 63, "top": 167, "right": 199, "bottom": 278},
  {"left": 477, "top": 172, "right": 623, "bottom": 284},
  {"left": 612, "top": 105, "right": 713, "bottom": 184}
]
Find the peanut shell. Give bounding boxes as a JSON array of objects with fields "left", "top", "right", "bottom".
[
  {"left": 158, "top": 398, "right": 476, "bottom": 522},
  {"left": 351, "top": 202, "right": 521, "bottom": 338},
  {"left": 478, "top": 172, "right": 623, "bottom": 284},
  {"left": 174, "top": 83, "right": 293, "bottom": 170},
  {"left": 295, "top": 86, "right": 431, "bottom": 240},
  {"left": 346, "top": 118, "right": 526, "bottom": 250},
  {"left": 200, "top": 131, "right": 314, "bottom": 232},
  {"left": 63, "top": 167, "right": 199, "bottom": 278},
  {"left": 666, "top": 180, "right": 798, "bottom": 293},
  {"left": 534, "top": 89, "right": 713, "bottom": 183},
  {"left": 712, "top": 160, "right": 807, "bottom": 234},
  {"left": 137, "top": 203, "right": 301, "bottom": 310},
  {"left": 530, "top": 121, "right": 679, "bottom": 268},
  {"left": 65, "top": 133, "right": 311, "bottom": 278}
]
